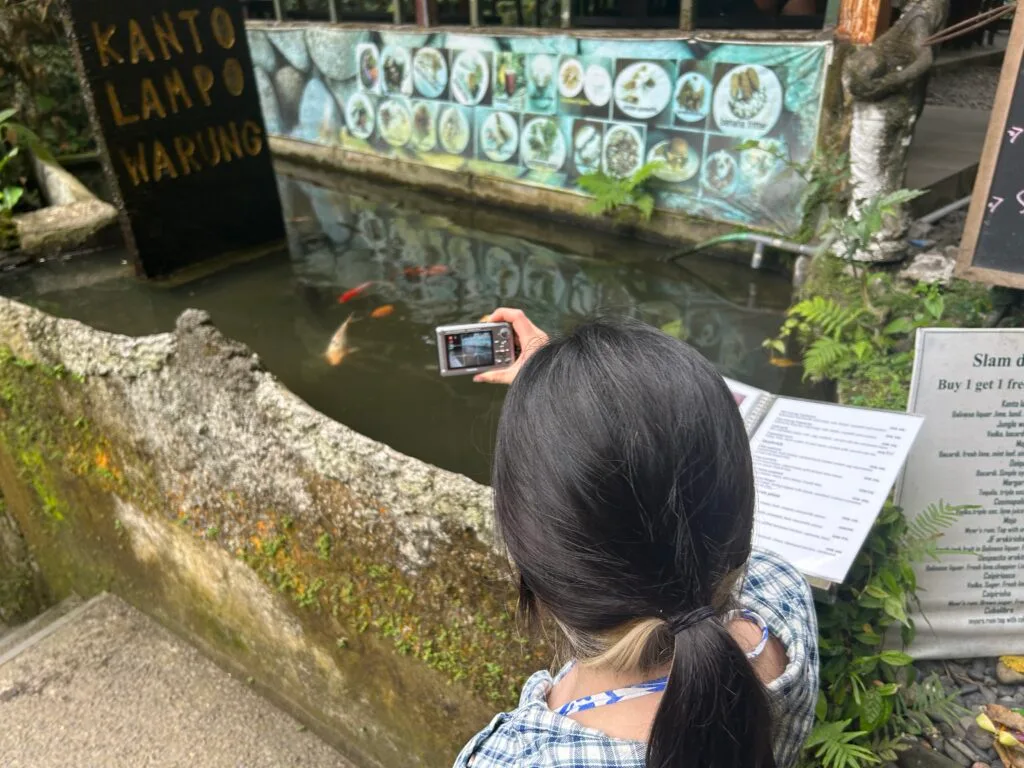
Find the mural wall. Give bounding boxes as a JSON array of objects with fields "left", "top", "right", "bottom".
[{"left": 249, "top": 26, "right": 830, "bottom": 234}]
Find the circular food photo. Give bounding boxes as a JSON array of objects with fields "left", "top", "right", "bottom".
[
  {"left": 439, "top": 106, "right": 470, "bottom": 154},
  {"left": 558, "top": 58, "right": 584, "bottom": 99},
  {"left": 451, "top": 50, "right": 490, "bottom": 106},
  {"left": 410, "top": 101, "right": 437, "bottom": 152},
  {"left": 613, "top": 62, "right": 671, "bottom": 120},
  {"left": 573, "top": 123, "right": 602, "bottom": 175},
  {"left": 712, "top": 64, "right": 783, "bottom": 137},
  {"left": 381, "top": 46, "right": 412, "bottom": 95},
  {"left": 603, "top": 124, "right": 643, "bottom": 178},
  {"left": 520, "top": 117, "right": 566, "bottom": 172},
  {"left": 647, "top": 137, "right": 699, "bottom": 183},
  {"left": 358, "top": 45, "right": 380, "bottom": 91},
  {"left": 701, "top": 150, "right": 738, "bottom": 196},
  {"left": 378, "top": 99, "right": 412, "bottom": 148},
  {"left": 412, "top": 47, "right": 448, "bottom": 98},
  {"left": 345, "top": 93, "right": 375, "bottom": 140},
  {"left": 738, "top": 137, "right": 786, "bottom": 185},
  {"left": 583, "top": 64, "right": 612, "bottom": 107},
  {"left": 481, "top": 111, "right": 520, "bottom": 163},
  {"left": 673, "top": 71, "right": 712, "bottom": 123}
]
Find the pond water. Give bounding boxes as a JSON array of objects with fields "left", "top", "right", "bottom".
[{"left": 0, "top": 172, "right": 807, "bottom": 484}]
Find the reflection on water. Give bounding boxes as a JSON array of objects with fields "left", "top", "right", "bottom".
[{"left": 0, "top": 173, "right": 804, "bottom": 483}]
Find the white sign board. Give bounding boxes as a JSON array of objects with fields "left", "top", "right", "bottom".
[{"left": 899, "top": 328, "right": 1024, "bottom": 658}]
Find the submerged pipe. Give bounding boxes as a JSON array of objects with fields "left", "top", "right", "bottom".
[{"left": 666, "top": 231, "right": 822, "bottom": 266}]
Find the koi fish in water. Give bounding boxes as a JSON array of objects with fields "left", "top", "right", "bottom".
[
  {"left": 768, "top": 356, "right": 800, "bottom": 368},
  {"left": 325, "top": 314, "right": 357, "bottom": 366},
  {"left": 403, "top": 264, "right": 452, "bottom": 279},
  {"left": 337, "top": 281, "right": 374, "bottom": 304},
  {"left": 370, "top": 304, "right": 394, "bottom": 319}
]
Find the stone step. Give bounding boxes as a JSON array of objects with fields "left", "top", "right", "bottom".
[
  {"left": 0, "top": 592, "right": 350, "bottom": 767},
  {"left": 0, "top": 594, "right": 83, "bottom": 664}
]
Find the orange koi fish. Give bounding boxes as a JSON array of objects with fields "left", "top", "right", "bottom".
[
  {"left": 337, "top": 281, "right": 373, "bottom": 304},
  {"left": 768, "top": 356, "right": 800, "bottom": 368},
  {"left": 370, "top": 304, "right": 394, "bottom": 319},
  {"left": 325, "top": 314, "right": 357, "bottom": 366}
]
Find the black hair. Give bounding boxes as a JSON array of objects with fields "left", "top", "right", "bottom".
[{"left": 492, "top": 317, "right": 775, "bottom": 768}]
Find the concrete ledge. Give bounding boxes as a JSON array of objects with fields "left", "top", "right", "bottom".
[
  {"left": 269, "top": 135, "right": 730, "bottom": 248},
  {"left": 0, "top": 298, "right": 542, "bottom": 768}
]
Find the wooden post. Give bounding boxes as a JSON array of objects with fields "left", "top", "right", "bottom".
[
  {"left": 560, "top": 0, "right": 570, "bottom": 27},
  {"left": 272, "top": 0, "right": 284, "bottom": 19},
  {"left": 327, "top": 0, "right": 339, "bottom": 21},
  {"left": 470, "top": 0, "right": 480, "bottom": 26},
  {"left": 837, "top": 0, "right": 889, "bottom": 43},
  {"left": 679, "top": 0, "right": 694, "bottom": 30}
]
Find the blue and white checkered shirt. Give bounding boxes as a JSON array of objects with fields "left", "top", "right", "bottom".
[{"left": 453, "top": 549, "right": 819, "bottom": 768}]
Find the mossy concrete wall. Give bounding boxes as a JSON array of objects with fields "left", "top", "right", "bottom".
[
  {"left": 0, "top": 494, "right": 48, "bottom": 625},
  {"left": 0, "top": 297, "right": 545, "bottom": 768}
]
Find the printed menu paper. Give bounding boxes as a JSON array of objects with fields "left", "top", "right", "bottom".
[
  {"left": 724, "top": 378, "right": 924, "bottom": 586},
  {"left": 897, "top": 328, "right": 1024, "bottom": 658}
]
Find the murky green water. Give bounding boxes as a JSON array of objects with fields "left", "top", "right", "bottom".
[{"left": 0, "top": 172, "right": 806, "bottom": 483}]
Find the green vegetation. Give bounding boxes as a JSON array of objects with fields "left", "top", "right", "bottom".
[
  {"left": 805, "top": 501, "right": 969, "bottom": 768},
  {"left": 767, "top": 189, "right": 993, "bottom": 410},
  {"left": 578, "top": 161, "right": 662, "bottom": 222}
]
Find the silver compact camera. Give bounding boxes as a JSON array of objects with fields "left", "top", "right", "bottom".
[{"left": 436, "top": 322, "right": 517, "bottom": 377}]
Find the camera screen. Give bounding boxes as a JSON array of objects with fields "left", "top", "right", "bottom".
[{"left": 446, "top": 331, "right": 495, "bottom": 370}]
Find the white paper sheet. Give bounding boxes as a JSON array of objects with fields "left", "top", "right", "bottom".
[
  {"left": 722, "top": 376, "right": 770, "bottom": 426},
  {"left": 749, "top": 398, "right": 924, "bottom": 584}
]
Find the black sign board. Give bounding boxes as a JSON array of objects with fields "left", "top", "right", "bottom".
[
  {"left": 63, "top": 0, "right": 284, "bottom": 277},
  {"left": 958, "top": 9, "right": 1024, "bottom": 288}
]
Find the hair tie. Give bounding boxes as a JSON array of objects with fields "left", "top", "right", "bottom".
[{"left": 666, "top": 606, "right": 716, "bottom": 635}]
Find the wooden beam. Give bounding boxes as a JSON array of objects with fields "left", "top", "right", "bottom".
[
  {"left": 679, "top": 0, "right": 694, "bottom": 30},
  {"left": 837, "top": 0, "right": 890, "bottom": 43}
]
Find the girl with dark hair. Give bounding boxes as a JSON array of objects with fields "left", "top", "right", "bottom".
[{"left": 457, "top": 308, "right": 819, "bottom": 768}]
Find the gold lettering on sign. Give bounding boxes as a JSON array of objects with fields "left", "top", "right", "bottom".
[
  {"left": 162, "top": 68, "right": 194, "bottom": 113},
  {"left": 139, "top": 78, "right": 167, "bottom": 120},
  {"left": 92, "top": 23, "right": 123, "bottom": 67},
  {"left": 178, "top": 10, "right": 203, "bottom": 53},
  {"left": 105, "top": 82, "right": 139, "bottom": 125},
  {"left": 210, "top": 7, "right": 236, "bottom": 49},
  {"left": 195, "top": 127, "right": 221, "bottom": 167},
  {"left": 120, "top": 145, "right": 149, "bottom": 186},
  {"left": 127, "top": 19, "right": 156, "bottom": 63},
  {"left": 173, "top": 135, "right": 202, "bottom": 174},
  {"left": 151, "top": 140, "right": 179, "bottom": 181},
  {"left": 192, "top": 65, "right": 214, "bottom": 106},
  {"left": 217, "top": 122, "right": 243, "bottom": 162},
  {"left": 151, "top": 12, "right": 184, "bottom": 60},
  {"left": 241, "top": 120, "right": 263, "bottom": 156},
  {"left": 222, "top": 58, "right": 244, "bottom": 96}
]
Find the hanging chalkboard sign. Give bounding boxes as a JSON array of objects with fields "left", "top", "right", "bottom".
[
  {"left": 63, "top": 0, "right": 284, "bottom": 278},
  {"left": 957, "top": 10, "right": 1024, "bottom": 287}
]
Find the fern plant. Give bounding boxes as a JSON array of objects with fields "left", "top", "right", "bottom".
[
  {"left": 577, "top": 161, "right": 662, "bottom": 223},
  {"left": 805, "top": 500, "right": 972, "bottom": 768}
]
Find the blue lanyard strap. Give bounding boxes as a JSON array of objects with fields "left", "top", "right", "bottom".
[{"left": 554, "top": 609, "right": 770, "bottom": 718}]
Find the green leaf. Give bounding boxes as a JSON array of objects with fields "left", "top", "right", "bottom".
[
  {"left": 858, "top": 688, "right": 885, "bottom": 731},
  {"left": 863, "top": 584, "right": 888, "bottom": 600},
  {"left": 661, "top": 319, "right": 686, "bottom": 339},
  {"left": 0, "top": 108, "right": 17, "bottom": 125},
  {"left": 883, "top": 316, "right": 915, "bottom": 336},
  {"left": 879, "top": 650, "right": 913, "bottom": 667},
  {"left": 816, "top": 691, "right": 829, "bottom": 720},
  {"left": 883, "top": 596, "right": 909, "bottom": 625},
  {"left": 1, "top": 186, "right": 24, "bottom": 211},
  {"left": 924, "top": 292, "right": 944, "bottom": 321}
]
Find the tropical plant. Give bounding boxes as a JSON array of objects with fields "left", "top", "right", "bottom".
[
  {"left": 805, "top": 500, "right": 970, "bottom": 768},
  {"left": 577, "top": 161, "right": 662, "bottom": 222}
]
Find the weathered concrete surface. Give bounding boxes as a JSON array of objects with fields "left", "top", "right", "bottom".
[
  {"left": 0, "top": 593, "right": 349, "bottom": 767},
  {"left": 0, "top": 297, "right": 545, "bottom": 768},
  {"left": 0, "top": 496, "right": 47, "bottom": 625},
  {"left": 14, "top": 199, "right": 118, "bottom": 255}
]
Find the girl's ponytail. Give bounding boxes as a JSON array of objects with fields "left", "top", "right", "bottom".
[{"left": 647, "top": 616, "right": 777, "bottom": 768}]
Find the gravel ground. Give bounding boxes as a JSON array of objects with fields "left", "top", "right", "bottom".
[
  {"left": 926, "top": 64, "right": 1003, "bottom": 111},
  {"left": 909, "top": 658, "right": 1024, "bottom": 768}
]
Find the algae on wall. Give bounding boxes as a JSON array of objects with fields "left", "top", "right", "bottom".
[
  {"left": 0, "top": 298, "right": 547, "bottom": 768},
  {"left": 0, "top": 494, "right": 48, "bottom": 624}
]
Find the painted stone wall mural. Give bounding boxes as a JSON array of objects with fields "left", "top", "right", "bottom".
[{"left": 250, "top": 27, "right": 830, "bottom": 235}]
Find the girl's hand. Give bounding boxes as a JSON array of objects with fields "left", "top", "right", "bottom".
[{"left": 474, "top": 308, "right": 549, "bottom": 384}]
